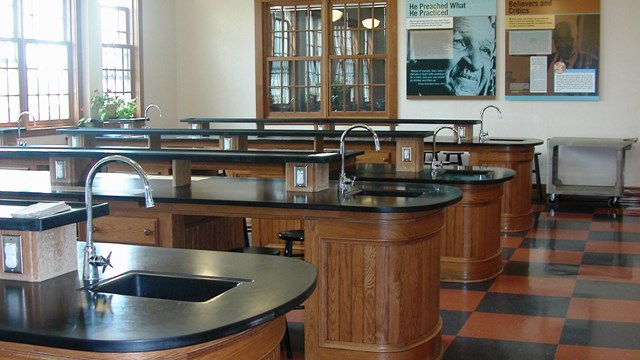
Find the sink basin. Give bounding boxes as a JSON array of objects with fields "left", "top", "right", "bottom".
[
  {"left": 353, "top": 189, "right": 424, "bottom": 198},
  {"left": 88, "top": 271, "right": 242, "bottom": 302}
]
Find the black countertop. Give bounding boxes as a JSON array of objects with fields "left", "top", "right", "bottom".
[
  {"left": 0, "top": 146, "right": 363, "bottom": 164},
  {"left": 57, "top": 127, "right": 434, "bottom": 139},
  {"left": 0, "top": 170, "right": 463, "bottom": 213},
  {"left": 345, "top": 164, "right": 516, "bottom": 185},
  {"left": 180, "top": 117, "right": 481, "bottom": 125},
  {"left": 0, "top": 242, "right": 317, "bottom": 353},
  {"left": 0, "top": 200, "right": 109, "bottom": 231}
]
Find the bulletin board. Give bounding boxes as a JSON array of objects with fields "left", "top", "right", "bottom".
[
  {"left": 505, "top": 0, "right": 601, "bottom": 101},
  {"left": 406, "top": 0, "right": 497, "bottom": 99}
]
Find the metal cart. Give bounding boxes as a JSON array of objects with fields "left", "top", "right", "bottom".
[{"left": 546, "top": 137, "right": 638, "bottom": 207}]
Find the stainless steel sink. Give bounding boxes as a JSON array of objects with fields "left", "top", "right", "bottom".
[
  {"left": 353, "top": 189, "right": 424, "bottom": 198},
  {"left": 88, "top": 271, "right": 242, "bottom": 302}
]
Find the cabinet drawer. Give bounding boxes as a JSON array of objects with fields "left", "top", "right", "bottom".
[{"left": 91, "top": 216, "right": 159, "bottom": 246}]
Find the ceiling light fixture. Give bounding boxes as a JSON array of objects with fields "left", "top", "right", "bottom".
[
  {"left": 332, "top": 9, "right": 343, "bottom": 22},
  {"left": 361, "top": 17, "right": 380, "bottom": 29}
]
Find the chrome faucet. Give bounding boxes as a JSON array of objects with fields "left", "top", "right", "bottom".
[
  {"left": 479, "top": 105, "right": 502, "bottom": 143},
  {"left": 143, "top": 104, "right": 162, "bottom": 128},
  {"left": 339, "top": 123, "right": 381, "bottom": 193},
  {"left": 430, "top": 126, "right": 460, "bottom": 169},
  {"left": 15, "top": 111, "right": 37, "bottom": 146},
  {"left": 83, "top": 155, "right": 155, "bottom": 281}
]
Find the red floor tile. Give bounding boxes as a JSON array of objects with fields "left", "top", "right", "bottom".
[
  {"left": 510, "top": 248, "right": 584, "bottom": 265},
  {"left": 501, "top": 235, "right": 523, "bottom": 249},
  {"left": 578, "top": 265, "right": 640, "bottom": 283},
  {"left": 442, "top": 335, "right": 455, "bottom": 352},
  {"left": 585, "top": 240, "right": 640, "bottom": 255},
  {"left": 489, "top": 275, "right": 576, "bottom": 297},
  {"left": 567, "top": 298, "right": 640, "bottom": 323},
  {"left": 440, "top": 289, "right": 486, "bottom": 312},
  {"left": 457, "top": 312, "right": 565, "bottom": 344},
  {"left": 554, "top": 344, "right": 640, "bottom": 360},
  {"left": 525, "top": 228, "right": 590, "bottom": 241}
]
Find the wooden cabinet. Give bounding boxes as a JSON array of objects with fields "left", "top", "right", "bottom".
[{"left": 88, "top": 215, "right": 159, "bottom": 246}]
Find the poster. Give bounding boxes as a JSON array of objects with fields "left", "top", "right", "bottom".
[
  {"left": 406, "top": 0, "right": 497, "bottom": 98},
  {"left": 505, "top": 0, "right": 600, "bottom": 101}
]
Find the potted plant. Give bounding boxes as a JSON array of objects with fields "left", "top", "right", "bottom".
[{"left": 90, "top": 90, "right": 137, "bottom": 120}]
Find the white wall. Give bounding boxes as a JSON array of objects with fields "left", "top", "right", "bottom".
[{"left": 143, "top": 0, "right": 640, "bottom": 187}]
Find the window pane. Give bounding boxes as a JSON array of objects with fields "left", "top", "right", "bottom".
[
  {"left": 0, "top": 0, "right": 14, "bottom": 37},
  {"left": 22, "top": 0, "right": 67, "bottom": 40}
]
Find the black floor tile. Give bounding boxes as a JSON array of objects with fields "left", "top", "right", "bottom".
[
  {"left": 581, "top": 252, "right": 640, "bottom": 267},
  {"left": 444, "top": 337, "right": 556, "bottom": 360},
  {"left": 520, "top": 238, "right": 586, "bottom": 251},
  {"left": 573, "top": 280, "right": 640, "bottom": 301},
  {"left": 501, "top": 247, "right": 515, "bottom": 260},
  {"left": 475, "top": 293, "right": 570, "bottom": 317},
  {"left": 502, "top": 261, "right": 579, "bottom": 278},
  {"left": 560, "top": 319, "right": 640, "bottom": 350},
  {"left": 588, "top": 231, "right": 640, "bottom": 242},
  {"left": 441, "top": 280, "right": 495, "bottom": 292},
  {"left": 440, "top": 310, "right": 471, "bottom": 336}
]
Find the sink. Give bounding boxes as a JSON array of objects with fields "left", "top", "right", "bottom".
[
  {"left": 88, "top": 271, "right": 242, "bottom": 302},
  {"left": 353, "top": 189, "right": 424, "bottom": 198}
]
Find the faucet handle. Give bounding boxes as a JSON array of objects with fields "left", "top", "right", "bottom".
[{"left": 90, "top": 251, "right": 113, "bottom": 273}]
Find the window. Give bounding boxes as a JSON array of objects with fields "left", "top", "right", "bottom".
[
  {"left": 100, "top": 0, "right": 139, "bottom": 107},
  {"left": 256, "top": 0, "right": 396, "bottom": 119},
  {"left": 0, "top": 0, "right": 76, "bottom": 128}
]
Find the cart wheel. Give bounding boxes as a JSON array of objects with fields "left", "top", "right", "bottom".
[
  {"left": 547, "top": 193, "right": 557, "bottom": 204},
  {"left": 608, "top": 197, "right": 620, "bottom": 207}
]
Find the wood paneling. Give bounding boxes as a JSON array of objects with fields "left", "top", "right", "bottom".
[
  {"left": 441, "top": 183, "right": 504, "bottom": 282},
  {"left": 305, "top": 210, "right": 444, "bottom": 359},
  {"left": 0, "top": 315, "right": 286, "bottom": 359}
]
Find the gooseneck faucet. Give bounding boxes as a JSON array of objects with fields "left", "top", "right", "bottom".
[
  {"left": 339, "top": 123, "right": 381, "bottom": 193},
  {"left": 430, "top": 126, "right": 460, "bottom": 169},
  {"left": 83, "top": 155, "right": 155, "bottom": 281},
  {"left": 479, "top": 105, "right": 502, "bottom": 143},
  {"left": 143, "top": 104, "right": 162, "bottom": 128},
  {"left": 15, "top": 111, "right": 37, "bottom": 146}
]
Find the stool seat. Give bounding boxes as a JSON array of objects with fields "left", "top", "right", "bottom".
[
  {"left": 442, "top": 151, "right": 464, "bottom": 165},
  {"left": 278, "top": 230, "right": 305, "bottom": 242},
  {"left": 279, "top": 230, "right": 305, "bottom": 259},
  {"left": 229, "top": 247, "right": 281, "bottom": 256}
]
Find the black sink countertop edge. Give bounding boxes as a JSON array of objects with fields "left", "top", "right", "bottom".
[
  {"left": 349, "top": 164, "right": 516, "bottom": 185},
  {"left": 0, "top": 171, "right": 464, "bottom": 214},
  {"left": 0, "top": 242, "right": 317, "bottom": 353}
]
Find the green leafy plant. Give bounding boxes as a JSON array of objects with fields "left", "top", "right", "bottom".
[{"left": 90, "top": 90, "right": 137, "bottom": 120}]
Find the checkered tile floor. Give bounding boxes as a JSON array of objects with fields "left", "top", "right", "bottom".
[{"left": 284, "top": 200, "right": 640, "bottom": 359}]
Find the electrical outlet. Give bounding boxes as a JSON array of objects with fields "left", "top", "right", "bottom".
[
  {"left": 2, "top": 235, "right": 23, "bottom": 273},
  {"left": 223, "top": 137, "right": 233, "bottom": 150},
  {"left": 55, "top": 160, "right": 66, "bottom": 179},
  {"left": 402, "top": 147, "right": 412, "bottom": 162},
  {"left": 294, "top": 165, "right": 308, "bottom": 187}
]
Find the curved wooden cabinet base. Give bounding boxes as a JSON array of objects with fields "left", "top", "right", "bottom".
[
  {"left": 441, "top": 183, "right": 505, "bottom": 282},
  {"left": 440, "top": 144, "right": 535, "bottom": 233},
  {"left": 304, "top": 210, "right": 445, "bottom": 359},
  {"left": 441, "top": 249, "right": 503, "bottom": 283},
  {"left": 0, "top": 316, "right": 285, "bottom": 360}
]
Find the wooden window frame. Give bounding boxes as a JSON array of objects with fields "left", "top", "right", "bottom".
[{"left": 255, "top": 0, "right": 397, "bottom": 119}]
